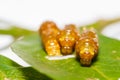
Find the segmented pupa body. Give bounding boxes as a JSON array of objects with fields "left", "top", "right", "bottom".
[
  {"left": 57, "top": 24, "right": 79, "bottom": 55},
  {"left": 39, "top": 21, "right": 61, "bottom": 56},
  {"left": 75, "top": 29, "right": 99, "bottom": 66}
]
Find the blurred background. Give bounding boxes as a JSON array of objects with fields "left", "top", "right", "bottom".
[{"left": 0, "top": 0, "right": 120, "bottom": 67}]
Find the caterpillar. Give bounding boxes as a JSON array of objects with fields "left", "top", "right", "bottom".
[
  {"left": 75, "top": 28, "right": 99, "bottom": 66},
  {"left": 39, "top": 21, "right": 99, "bottom": 66},
  {"left": 57, "top": 24, "right": 79, "bottom": 55},
  {"left": 39, "top": 21, "right": 61, "bottom": 56}
]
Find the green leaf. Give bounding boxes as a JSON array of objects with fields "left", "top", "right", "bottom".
[
  {"left": 11, "top": 33, "right": 120, "bottom": 80},
  {"left": 0, "top": 26, "right": 35, "bottom": 38},
  {"left": 0, "top": 26, "right": 35, "bottom": 50},
  {"left": 80, "top": 18, "right": 120, "bottom": 32},
  {"left": 0, "top": 55, "right": 52, "bottom": 80}
]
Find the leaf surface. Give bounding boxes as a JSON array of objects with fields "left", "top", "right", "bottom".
[
  {"left": 0, "top": 55, "right": 52, "bottom": 80},
  {"left": 11, "top": 33, "right": 120, "bottom": 80},
  {"left": 0, "top": 26, "right": 34, "bottom": 38}
]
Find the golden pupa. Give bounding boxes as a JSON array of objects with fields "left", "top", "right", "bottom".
[
  {"left": 75, "top": 28, "right": 99, "bottom": 66},
  {"left": 57, "top": 24, "right": 79, "bottom": 55},
  {"left": 39, "top": 21, "right": 61, "bottom": 56}
]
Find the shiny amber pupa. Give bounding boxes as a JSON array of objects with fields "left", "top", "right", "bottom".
[
  {"left": 75, "top": 28, "right": 99, "bottom": 66},
  {"left": 39, "top": 21, "right": 61, "bottom": 56},
  {"left": 57, "top": 24, "right": 79, "bottom": 55}
]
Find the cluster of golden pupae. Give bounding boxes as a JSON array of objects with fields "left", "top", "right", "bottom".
[{"left": 39, "top": 21, "right": 99, "bottom": 66}]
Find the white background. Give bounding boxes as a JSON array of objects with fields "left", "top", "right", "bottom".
[{"left": 0, "top": 0, "right": 120, "bottom": 67}]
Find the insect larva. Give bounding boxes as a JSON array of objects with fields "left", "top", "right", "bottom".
[
  {"left": 57, "top": 24, "right": 79, "bottom": 55},
  {"left": 75, "top": 29, "right": 98, "bottom": 66},
  {"left": 39, "top": 21, "right": 61, "bottom": 56}
]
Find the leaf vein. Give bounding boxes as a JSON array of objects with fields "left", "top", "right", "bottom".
[{"left": 92, "top": 66, "right": 110, "bottom": 80}]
